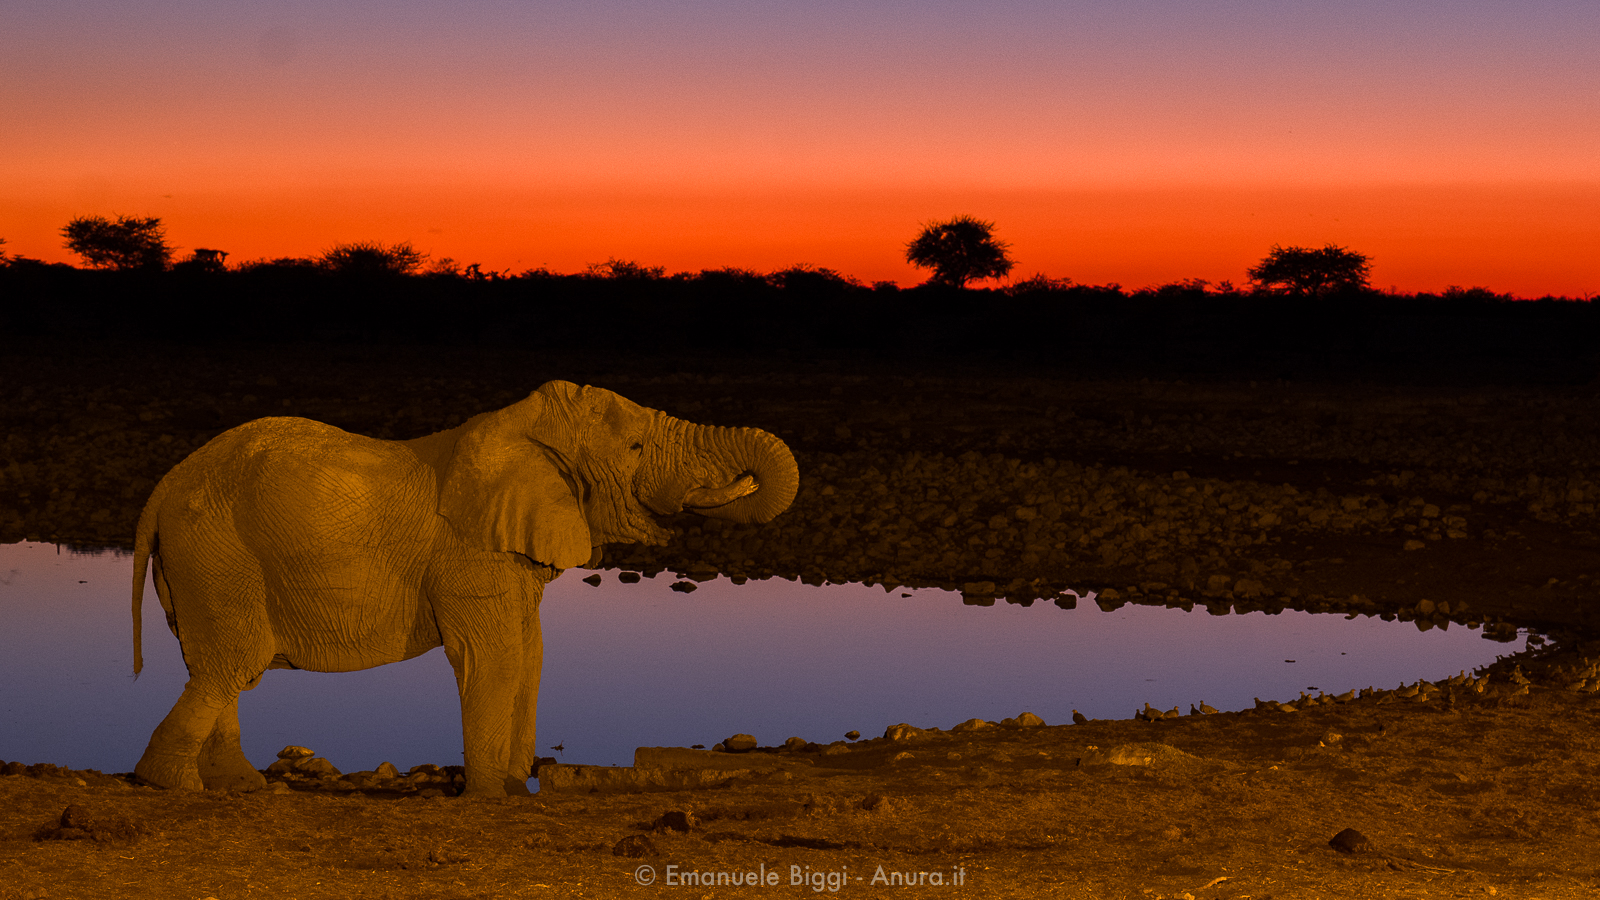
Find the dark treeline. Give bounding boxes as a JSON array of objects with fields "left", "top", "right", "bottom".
[{"left": 3, "top": 259, "right": 1596, "bottom": 383}]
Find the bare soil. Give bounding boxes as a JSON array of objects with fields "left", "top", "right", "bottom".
[{"left": 3, "top": 338, "right": 1600, "bottom": 898}]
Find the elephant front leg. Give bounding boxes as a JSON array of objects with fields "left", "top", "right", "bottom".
[
  {"left": 508, "top": 608, "right": 544, "bottom": 788},
  {"left": 441, "top": 608, "right": 536, "bottom": 797}
]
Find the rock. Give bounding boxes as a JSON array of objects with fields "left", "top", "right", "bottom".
[
  {"left": 651, "top": 810, "right": 695, "bottom": 833},
  {"left": 722, "top": 734, "right": 758, "bottom": 752},
  {"left": 669, "top": 580, "right": 697, "bottom": 593},
  {"left": 297, "top": 757, "right": 341, "bottom": 778},
  {"left": 618, "top": 572, "right": 642, "bottom": 583},
  {"left": 952, "top": 718, "right": 994, "bottom": 733},
  {"left": 34, "top": 805, "right": 146, "bottom": 843},
  {"left": 582, "top": 574, "right": 602, "bottom": 586},
  {"left": 845, "top": 730, "right": 861, "bottom": 741},
  {"left": 374, "top": 761, "right": 400, "bottom": 779},
  {"left": 884, "top": 723, "right": 928, "bottom": 742},
  {"left": 1328, "top": 828, "right": 1373, "bottom": 854},
  {"left": 277, "top": 746, "right": 314, "bottom": 760},
  {"left": 782, "top": 736, "right": 808, "bottom": 751},
  {"left": 612, "top": 835, "right": 658, "bottom": 858},
  {"left": 1014, "top": 711, "right": 1046, "bottom": 727}
]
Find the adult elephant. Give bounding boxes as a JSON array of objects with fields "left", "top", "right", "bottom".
[{"left": 130, "top": 381, "right": 798, "bottom": 796}]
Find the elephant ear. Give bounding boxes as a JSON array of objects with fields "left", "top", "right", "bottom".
[{"left": 437, "top": 395, "right": 592, "bottom": 570}]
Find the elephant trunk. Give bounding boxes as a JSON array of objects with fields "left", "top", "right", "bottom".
[{"left": 645, "top": 422, "right": 798, "bottom": 524}]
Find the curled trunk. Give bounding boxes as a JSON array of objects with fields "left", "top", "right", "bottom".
[{"left": 643, "top": 422, "right": 798, "bottom": 524}]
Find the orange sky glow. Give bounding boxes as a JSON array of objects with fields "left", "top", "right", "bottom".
[{"left": 3, "top": 2, "right": 1596, "bottom": 296}]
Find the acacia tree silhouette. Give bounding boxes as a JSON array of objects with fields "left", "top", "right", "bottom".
[
  {"left": 1247, "top": 244, "right": 1371, "bottom": 297},
  {"left": 318, "top": 241, "right": 425, "bottom": 276},
  {"left": 905, "top": 215, "right": 1015, "bottom": 288},
  {"left": 61, "top": 215, "right": 172, "bottom": 270}
]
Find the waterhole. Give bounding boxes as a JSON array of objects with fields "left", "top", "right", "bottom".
[{"left": 0, "top": 541, "right": 1527, "bottom": 774}]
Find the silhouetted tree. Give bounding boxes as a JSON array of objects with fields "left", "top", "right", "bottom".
[
  {"left": 61, "top": 215, "right": 172, "bottom": 270},
  {"left": 318, "top": 241, "right": 424, "bottom": 275},
  {"left": 1247, "top": 243, "right": 1371, "bottom": 297},
  {"left": 905, "top": 215, "right": 1015, "bottom": 288},
  {"left": 422, "top": 256, "right": 461, "bottom": 277}
]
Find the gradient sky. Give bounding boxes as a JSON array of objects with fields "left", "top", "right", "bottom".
[{"left": 3, "top": 1, "right": 1596, "bottom": 294}]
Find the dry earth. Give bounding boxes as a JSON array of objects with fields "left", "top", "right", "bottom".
[{"left": 4, "top": 338, "right": 1600, "bottom": 898}]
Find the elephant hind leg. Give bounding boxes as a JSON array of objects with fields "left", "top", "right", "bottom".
[
  {"left": 136, "top": 683, "right": 228, "bottom": 791},
  {"left": 137, "top": 667, "right": 269, "bottom": 792},
  {"left": 197, "top": 694, "right": 267, "bottom": 791}
]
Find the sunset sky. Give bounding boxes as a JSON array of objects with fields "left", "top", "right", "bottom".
[{"left": 3, "top": 1, "right": 1596, "bottom": 295}]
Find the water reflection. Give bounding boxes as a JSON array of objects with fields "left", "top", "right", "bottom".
[{"left": 0, "top": 541, "right": 1527, "bottom": 774}]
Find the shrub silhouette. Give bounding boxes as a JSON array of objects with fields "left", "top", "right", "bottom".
[
  {"left": 765, "top": 264, "right": 861, "bottom": 292},
  {"left": 172, "top": 248, "right": 229, "bottom": 274},
  {"left": 1004, "top": 274, "right": 1075, "bottom": 296},
  {"left": 237, "top": 256, "right": 321, "bottom": 273},
  {"left": 1246, "top": 243, "right": 1371, "bottom": 297},
  {"left": 61, "top": 215, "right": 172, "bottom": 271},
  {"left": 905, "top": 215, "right": 1015, "bottom": 288},
  {"left": 583, "top": 258, "right": 665, "bottom": 280},
  {"left": 318, "top": 241, "right": 424, "bottom": 276}
]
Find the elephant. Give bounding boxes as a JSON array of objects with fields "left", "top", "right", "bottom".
[{"left": 130, "top": 380, "right": 798, "bottom": 796}]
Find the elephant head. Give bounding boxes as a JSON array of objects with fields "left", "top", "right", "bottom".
[{"left": 431, "top": 381, "right": 798, "bottom": 569}]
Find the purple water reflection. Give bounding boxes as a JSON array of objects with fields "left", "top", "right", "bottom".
[{"left": 0, "top": 541, "right": 1526, "bottom": 776}]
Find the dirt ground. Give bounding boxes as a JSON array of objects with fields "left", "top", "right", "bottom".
[{"left": 3, "top": 338, "right": 1600, "bottom": 898}]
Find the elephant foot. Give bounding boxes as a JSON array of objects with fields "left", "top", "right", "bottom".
[
  {"left": 456, "top": 773, "right": 533, "bottom": 797},
  {"left": 200, "top": 764, "right": 267, "bottom": 792},
  {"left": 134, "top": 751, "right": 205, "bottom": 792},
  {"left": 198, "top": 744, "right": 268, "bottom": 792}
]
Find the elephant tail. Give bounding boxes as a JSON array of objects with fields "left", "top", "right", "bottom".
[{"left": 131, "top": 477, "right": 168, "bottom": 677}]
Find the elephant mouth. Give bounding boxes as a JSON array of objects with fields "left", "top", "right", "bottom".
[{"left": 681, "top": 474, "right": 759, "bottom": 510}]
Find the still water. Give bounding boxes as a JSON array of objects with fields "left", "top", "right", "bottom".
[{"left": 1, "top": 541, "right": 1525, "bottom": 775}]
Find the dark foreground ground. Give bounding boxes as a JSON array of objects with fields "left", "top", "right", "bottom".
[{"left": 3, "top": 337, "right": 1600, "bottom": 898}]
